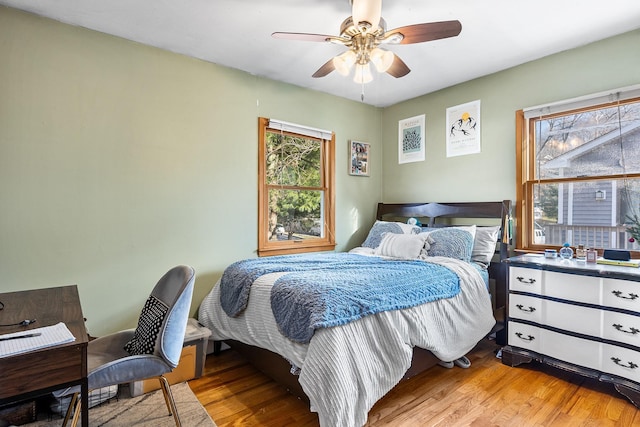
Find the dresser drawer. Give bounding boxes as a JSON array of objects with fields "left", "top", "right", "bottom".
[
  {"left": 602, "top": 343, "right": 640, "bottom": 383},
  {"left": 544, "top": 299, "right": 601, "bottom": 337},
  {"left": 509, "top": 294, "right": 602, "bottom": 337},
  {"left": 540, "top": 328, "right": 601, "bottom": 372},
  {"left": 603, "top": 278, "right": 640, "bottom": 311},
  {"left": 508, "top": 321, "right": 601, "bottom": 371},
  {"left": 508, "top": 321, "right": 541, "bottom": 352},
  {"left": 510, "top": 267, "right": 542, "bottom": 294},
  {"left": 603, "top": 311, "right": 640, "bottom": 347},
  {"left": 509, "top": 294, "right": 542, "bottom": 323},
  {"left": 543, "top": 271, "right": 600, "bottom": 305}
]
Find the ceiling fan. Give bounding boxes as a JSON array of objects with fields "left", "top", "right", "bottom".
[{"left": 272, "top": 0, "right": 462, "bottom": 84}]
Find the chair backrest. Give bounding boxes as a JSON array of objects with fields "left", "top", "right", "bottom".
[{"left": 153, "top": 265, "right": 195, "bottom": 367}]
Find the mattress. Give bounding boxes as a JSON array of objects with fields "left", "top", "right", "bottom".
[{"left": 198, "top": 254, "right": 495, "bottom": 427}]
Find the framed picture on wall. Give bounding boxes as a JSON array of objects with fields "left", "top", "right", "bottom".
[
  {"left": 349, "top": 140, "right": 370, "bottom": 176},
  {"left": 398, "top": 114, "right": 425, "bottom": 164},
  {"left": 446, "top": 99, "right": 481, "bottom": 157}
]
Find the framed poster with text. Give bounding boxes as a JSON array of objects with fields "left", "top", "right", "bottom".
[{"left": 398, "top": 114, "right": 425, "bottom": 164}]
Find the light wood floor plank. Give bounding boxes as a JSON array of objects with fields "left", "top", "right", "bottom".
[{"left": 189, "top": 339, "right": 640, "bottom": 426}]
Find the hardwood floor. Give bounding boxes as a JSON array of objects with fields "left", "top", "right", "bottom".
[{"left": 188, "top": 338, "right": 640, "bottom": 426}]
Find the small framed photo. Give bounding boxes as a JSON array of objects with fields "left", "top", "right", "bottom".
[{"left": 349, "top": 140, "right": 370, "bottom": 176}]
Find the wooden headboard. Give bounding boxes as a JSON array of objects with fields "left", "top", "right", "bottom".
[
  {"left": 376, "top": 200, "right": 512, "bottom": 259},
  {"left": 375, "top": 200, "right": 513, "bottom": 345}
]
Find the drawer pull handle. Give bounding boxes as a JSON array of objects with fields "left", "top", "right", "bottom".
[
  {"left": 516, "top": 304, "right": 536, "bottom": 313},
  {"left": 611, "top": 290, "right": 639, "bottom": 300},
  {"left": 611, "top": 357, "right": 639, "bottom": 370},
  {"left": 515, "top": 332, "right": 535, "bottom": 341},
  {"left": 516, "top": 276, "right": 536, "bottom": 285},
  {"left": 612, "top": 324, "right": 640, "bottom": 335}
]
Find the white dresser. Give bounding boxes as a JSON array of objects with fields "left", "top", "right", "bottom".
[{"left": 502, "top": 254, "right": 640, "bottom": 407}]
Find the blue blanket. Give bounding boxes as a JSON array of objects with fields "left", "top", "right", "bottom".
[{"left": 220, "top": 253, "right": 459, "bottom": 343}]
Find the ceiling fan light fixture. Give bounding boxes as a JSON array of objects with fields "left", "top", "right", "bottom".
[
  {"left": 382, "top": 32, "right": 404, "bottom": 44},
  {"left": 353, "top": 63, "right": 373, "bottom": 84},
  {"left": 274, "top": 2, "right": 463, "bottom": 85},
  {"left": 351, "top": 0, "right": 381, "bottom": 31},
  {"left": 333, "top": 50, "right": 357, "bottom": 76},
  {"left": 370, "top": 47, "right": 394, "bottom": 73}
]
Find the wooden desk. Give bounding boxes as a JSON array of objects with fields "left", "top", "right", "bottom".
[{"left": 0, "top": 285, "right": 89, "bottom": 426}]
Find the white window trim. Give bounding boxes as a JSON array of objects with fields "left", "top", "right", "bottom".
[
  {"left": 523, "top": 84, "right": 640, "bottom": 119},
  {"left": 268, "top": 119, "right": 333, "bottom": 140}
]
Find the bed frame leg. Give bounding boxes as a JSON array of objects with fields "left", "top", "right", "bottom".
[{"left": 213, "top": 340, "right": 222, "bottom": 356}]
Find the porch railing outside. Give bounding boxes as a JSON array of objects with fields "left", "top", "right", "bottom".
[{"left": 538, "top": 224, "right": 639, "bottom": 250}]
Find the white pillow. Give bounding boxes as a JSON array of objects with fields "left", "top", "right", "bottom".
[
  {"left": 472, "top": 226, "right": 501, "bottom": 266},
  {"left": 361, "top": 220, "right": 422, "bottom": 249},
  {"left": 374, "top": 232, "right": 428, "bottom": 259}
]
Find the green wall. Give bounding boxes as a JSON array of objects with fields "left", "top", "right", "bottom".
[
  {"left": 0, "top": 7, "right": 382, "bottom": 335},
  {"left": 381, "top": 29, "right": 640, "bottom": 204},
  {"left": 2, "top": 5, "right": 638, "bottom": 336}
]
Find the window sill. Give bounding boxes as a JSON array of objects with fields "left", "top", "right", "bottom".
[{"left": 258, "top": 242, "right": 336, "bottom": 257}]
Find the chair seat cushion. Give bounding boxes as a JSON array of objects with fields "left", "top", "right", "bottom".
[{"left": 124, "top": 294, "right": 169, "bottom": 355}]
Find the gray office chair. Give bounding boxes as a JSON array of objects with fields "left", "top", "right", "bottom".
[{"left": 58, "top": 265, "right": 195, "bottom": 427}]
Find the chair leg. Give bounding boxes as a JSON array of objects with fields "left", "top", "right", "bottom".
[
  {"left": 158, "top": 376, "right": 173, "bottom": 415},
  {"left": 61, "top": 392, "right": 78, "bottom": 427},
  {"left": 158, "top": 375, "right": 182, "bottom": 427},
  {"left": 69, "top": 397, "right": 82, "bottom": 427}
]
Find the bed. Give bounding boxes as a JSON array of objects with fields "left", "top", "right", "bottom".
[{"left": 198, "top": 200, "right": 512, "bottom": 427}]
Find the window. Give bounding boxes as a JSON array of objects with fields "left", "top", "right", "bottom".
[
  {"left": 516, "top": 87, "right": 640, "bottom": 253},
  {"left": 258, "top": 117, "right": 335, "bottom": 256}
]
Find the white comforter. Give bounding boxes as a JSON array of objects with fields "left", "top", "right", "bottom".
[{"left": 198, "top": 254, "right": 495, "bottom": 427}]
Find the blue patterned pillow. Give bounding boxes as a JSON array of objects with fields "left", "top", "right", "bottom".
[
  {"left": 362, "top": 220, "right": 421, "bottom": 249},
  {"left": 425, "top": 227, "right": 475, "bottom": 262}
]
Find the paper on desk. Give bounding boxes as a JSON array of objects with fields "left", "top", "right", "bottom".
[{"left": 0, "top": 322, "right": 76, "bottom": 358}]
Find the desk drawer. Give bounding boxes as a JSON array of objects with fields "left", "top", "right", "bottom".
[{"left": 0, "top": 344, "right": 85, "bottom": 399}]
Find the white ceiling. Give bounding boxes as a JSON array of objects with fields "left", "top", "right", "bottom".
[{"left": 3, "top": 0, "right": 640, "bottom": 107}]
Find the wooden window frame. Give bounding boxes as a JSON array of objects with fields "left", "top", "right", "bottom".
[
  {"left": 515, "top": 96, "right": 640, "bottom": 253},
  {"left": 258, "top": 117, "right": 336, "bottom": 257}
]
